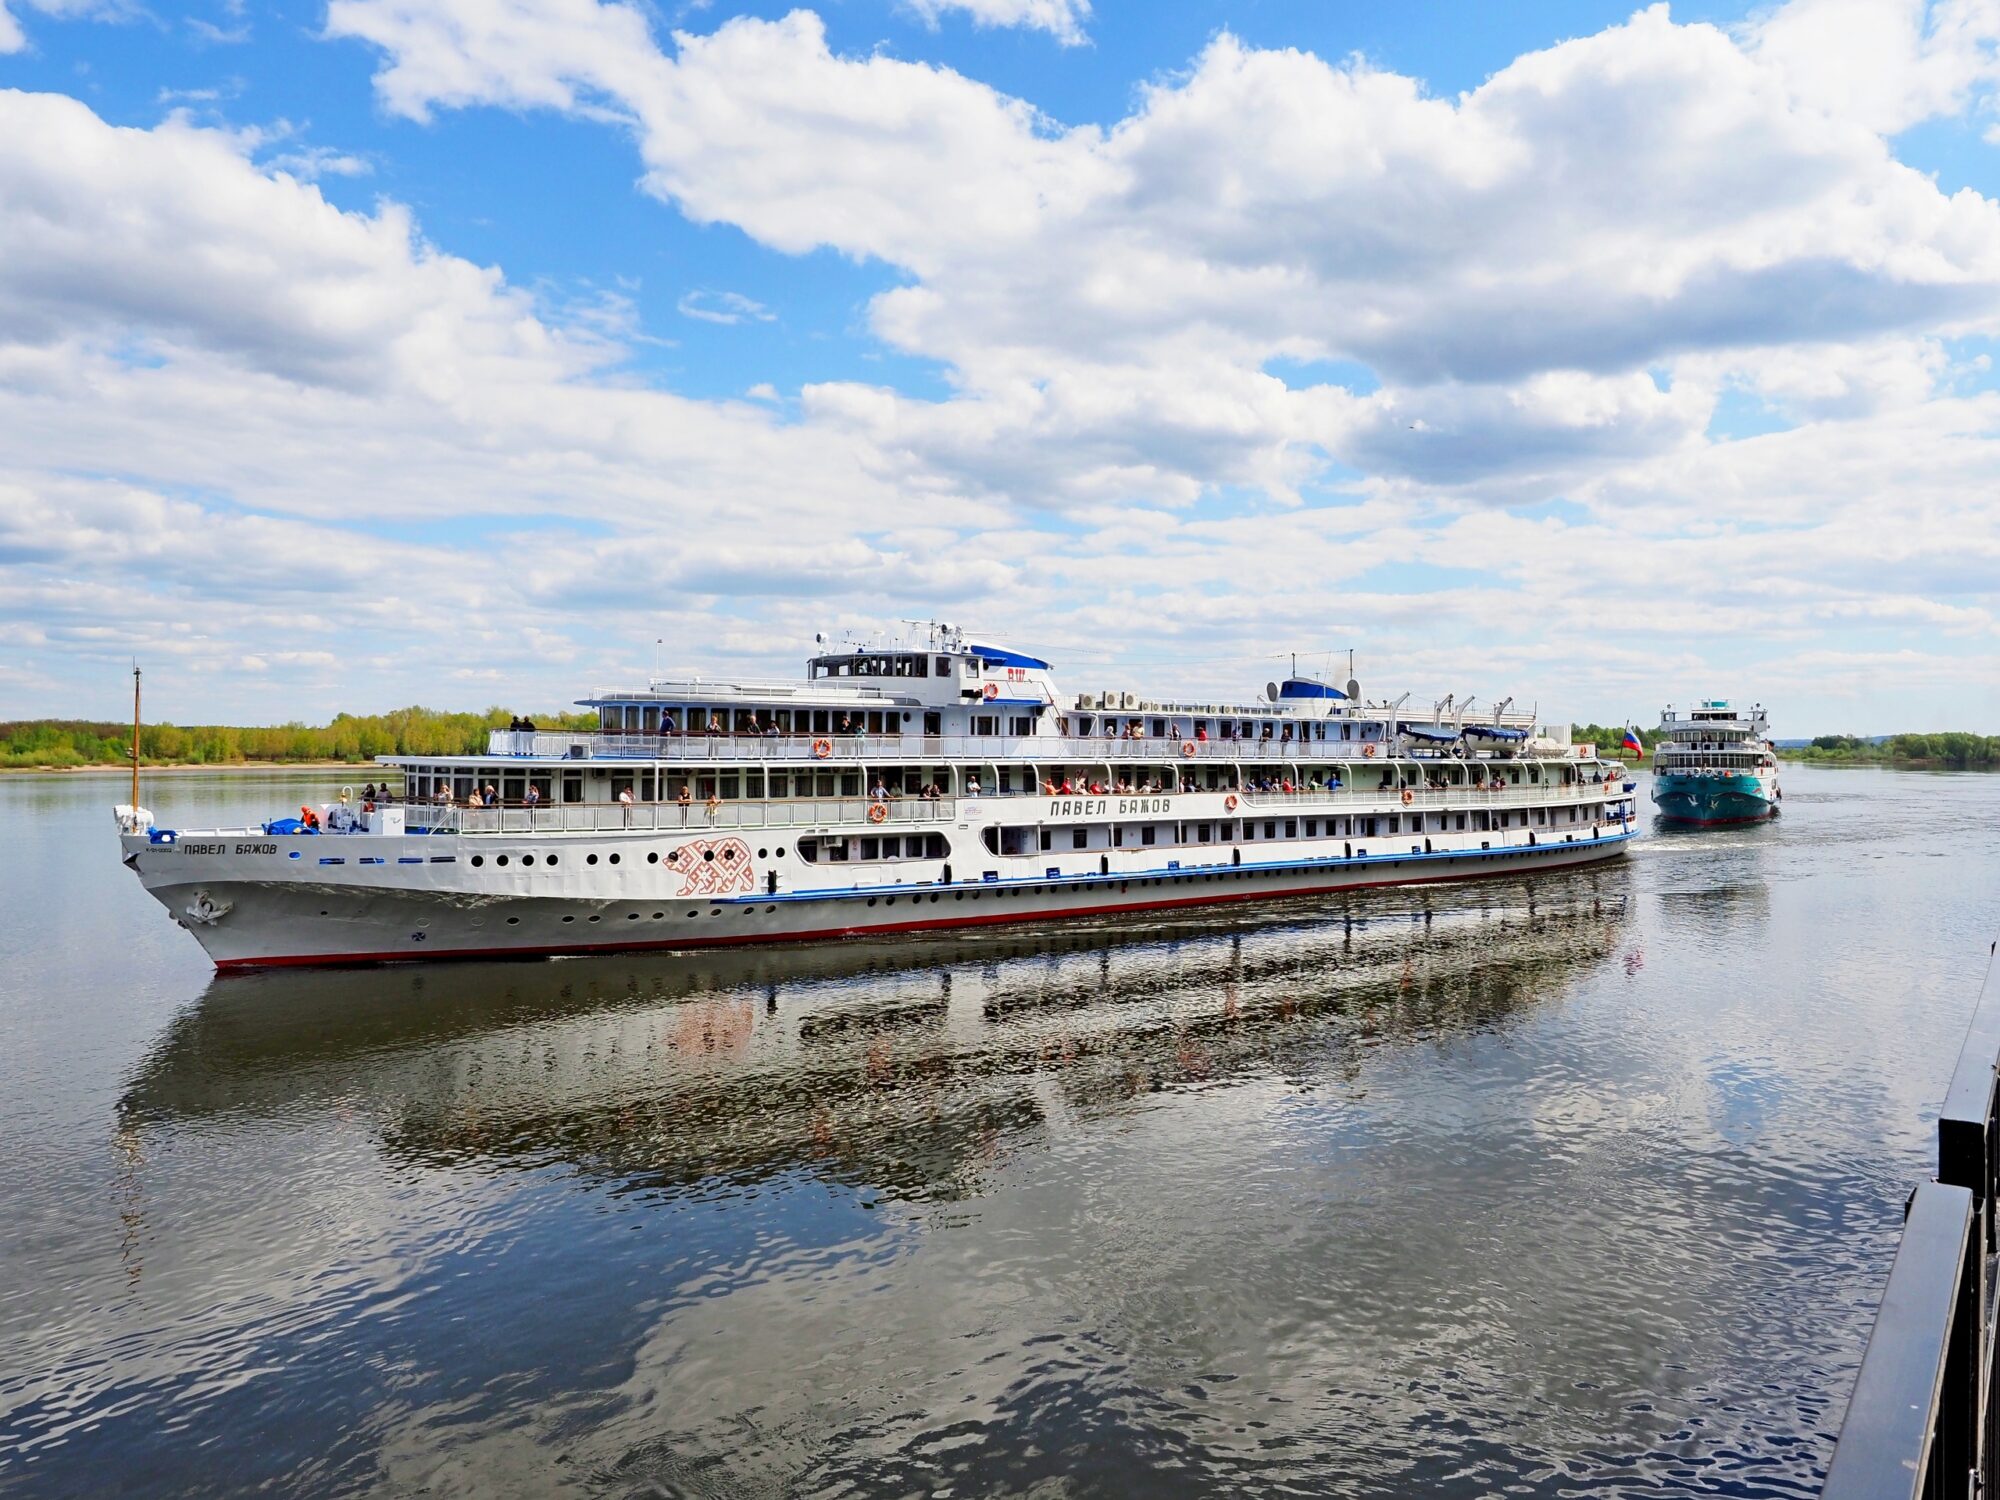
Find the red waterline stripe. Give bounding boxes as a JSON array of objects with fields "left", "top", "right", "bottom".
[{"left": 212, "top": 846, "right": 1630, "bottom": 971}]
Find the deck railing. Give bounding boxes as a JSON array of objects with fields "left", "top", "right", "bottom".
[
  {"left": 481, "top": 730, "right": 1612, "bottom": 768},
  {"left": 398, "top": 778, "right": 1634, "bottom": 838},
  {"left": 1822, "top": 939, "right": 2000, "bottom": 1500}
]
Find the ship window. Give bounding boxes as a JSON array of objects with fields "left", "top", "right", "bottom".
[
  {"left": 1142, "top": 826, "right": 1157, "bottom": 846},
  {"left": 1039, "top": 829, "right": 1052, "bottom": 851},
  {"left": 1072, "top": 828, "right": 1088, "bottom": 849}
]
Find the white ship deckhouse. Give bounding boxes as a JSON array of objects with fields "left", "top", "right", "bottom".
[{"left": 117, "top": 626, "right": 1638, "bottom": 969}]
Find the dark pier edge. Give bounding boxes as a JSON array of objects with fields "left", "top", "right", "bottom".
[{"left": 1824, "top": 938, "right": 2000, "bottom": 1500}]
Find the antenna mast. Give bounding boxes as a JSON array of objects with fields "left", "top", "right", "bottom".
[{"left": 130, "top": 664, "right": 141, "bottom": 812}]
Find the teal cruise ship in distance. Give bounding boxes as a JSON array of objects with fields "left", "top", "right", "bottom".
[{"left": 1651, "top": 700, "right": 1780, "bottom": 825}]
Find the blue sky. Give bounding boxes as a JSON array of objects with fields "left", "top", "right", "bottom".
[{"left": 3, "top": 0, "right": 2000, "bottom": 733}]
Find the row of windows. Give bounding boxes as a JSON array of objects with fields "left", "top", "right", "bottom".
[
  {"left": 983, "top": 802, "right": 1617, "bottom": 855},
  {"left": 797, "top": 833, "right": 952, "bottom": 864},
  {"left": 809, "top": 654, "right": 957, "bottom": 679}
]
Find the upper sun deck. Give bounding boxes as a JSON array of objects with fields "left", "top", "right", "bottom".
[
  {"left": 1660, "top": 700, "right": 1770, "bottom": 741},
  {"left": 445, "top": 627, "right": 1556, "bottom": 767}
]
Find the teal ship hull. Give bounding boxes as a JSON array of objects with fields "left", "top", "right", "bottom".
[{"left": 1651, "top": 770, "right": 1777, "bottom": 826}]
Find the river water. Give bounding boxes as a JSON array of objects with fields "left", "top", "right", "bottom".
[{"left": 0, "top": 765, "right": 1995, "bottom": 1497}]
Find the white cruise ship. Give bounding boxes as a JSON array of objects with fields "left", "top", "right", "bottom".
[{"left": 116, "top": 626, "right": 1637, "bottom": 969}]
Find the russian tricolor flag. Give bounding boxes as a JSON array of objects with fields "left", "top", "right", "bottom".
[{"left": 1622, "top": 726, "right": 1645, "bottom": 757}]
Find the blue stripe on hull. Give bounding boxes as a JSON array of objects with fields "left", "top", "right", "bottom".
[{"left": 1651, "top": 773, "right": 1776, "bottom": 825}]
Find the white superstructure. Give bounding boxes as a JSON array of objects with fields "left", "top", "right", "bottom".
[{"left": 117, "top": 626, "right": 1637, "bottom": 968}]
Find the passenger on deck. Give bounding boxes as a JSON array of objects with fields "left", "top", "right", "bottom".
[
  {"left": 708, "top": 713, "right": 726, "bottom": 736},
  {"left": 521, "top": 717, "right": 536, "bottom": 732},
  {"left": 1281, "top": 725, "right": 1294, "bottom": 743},
  {"left": 618, "top": 786, "right": 634, "bottom": 826},
  {"left": 464, "top": 787, "right": 483, "bottom": 808},
  {"left": 1195, "top": 725, "right": 1208, "bottom": 743},
  {"left": 966, "top": 775, "right": 982, "bottom": 797},
  {"left": 764, "top": 722, "right": 780, "bottom": 737},
  {"left": 483, "top": 783, "right": 499, "bottom": 807},
  {"left": 524, "top": 783, "right": 541, "bottom": 808},
  {"left": 870, "top": 778, "right": 890, "bottom": 802},
  {"left": 677, "top": 784, "right": 692, "bottom": 823},
  {"left": 662, "top": 713, "right": 679, "bottom": 736}
]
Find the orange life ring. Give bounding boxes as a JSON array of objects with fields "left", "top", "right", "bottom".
[
  {"left": 867, "top": 802, "right": 888, "bottom": 823},
  {"left": 1224, "top": 794, "right": 1238, "bottom": 812},
  {"left": 1180, "top": 740, "right": 1196, "bottom": 757},
  {"left": 982, "top": 682, "right": 999, "bottom": 700},
  {"left": 1401, "top": 788, "right": 1414, "bottom": 806},
  {"left": 1363, "top": 744, "right": 1377, "bottom": 758},
  {"left": 812, "top": 738, "right": 832, "bottom": 759}
]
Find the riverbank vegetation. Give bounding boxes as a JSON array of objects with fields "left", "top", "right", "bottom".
[
  {"left": 1782, "top": 733, "right": 2000, "bottom": 768},
  {"left": 1573, "top": 723, "right": 1658, "bottom": 754},
  {"left": 0, "top": 708, "right": 597, "bottom": 769}
]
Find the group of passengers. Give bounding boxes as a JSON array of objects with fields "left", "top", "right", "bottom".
[
  {"left": 427, "top": 780, "right": 546, "bottom": 809},
  {"left": 504, "top": 716, "right": 539, "bottom": 732},
  {"left": 1040, "top": 775, "right": 1172, "bottom": 796},
  {"left": 1242, "top": 773, "right": 1341, "bottom": 794},
  {"left": 867, "top": 778, "right": 947, "bottom": 802},
  {"left": 359, "top": 781, "right": 400, "bottom": 805}
]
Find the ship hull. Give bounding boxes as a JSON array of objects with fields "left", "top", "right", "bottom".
[
  {"left": 1650, "top": 772, "right": 1777, "bottom": 826},
  {"left": 127, "top": 831, "right": 1633, "bottom": 970}
]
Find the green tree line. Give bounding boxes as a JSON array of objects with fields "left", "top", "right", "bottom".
[
  {"left": 0, "top": 707, "right": 597, "bottom": 769},
  {"left": 1786, "top": 732, "right": 2000, "bottom": 767},
  {"left": 1573, "top": 723, "right": 1658, "bottom": 753}
]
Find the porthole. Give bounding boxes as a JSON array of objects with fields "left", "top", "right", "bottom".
[
  {"left": 587, "top": 914, "right": 600, "bottom": 922},
  {"left": 471, "top": 855, "right": 484, "bottom": 868},
  {"left": 506, "top": 916, "right": 519, "bottom": 925},
  {"left": 954, "top": 892, "right": 964, "bottom": 901},
  {"left": 609, "top": 853, "right": 621, "bottom": 865},
  {"left": 757, "top": 847, "right": 768, "bottom": 858},
  {"left": 701, "top": 849, "right": 715, "bottom": 862},
  {"left": 867, "top": 897, "right": 877, "bottom": 907},
  {"left": 647, "top": 852, "right": 659, "bottom": 865},
  {"left": 562, "top": 915, "right": 574, "bottom": 923},
  {"left": 652, "top": 911, "right": 664, "bottom": 919},
  {"left": 627, "top": 913, "right": 640, "bottom": 920},
  {"left": 496, "top": 855, "right": 509, "bottom": 867},
  {"left": 547, "top": 855, "right": 558, "bottom": 867},
  {"left": 521, "top": 854, "right": 534, "bottom": 867},
  {"left": 886, "top": 897, "right": 896, "bottom": 907},
  {"left": 687, "top": 910, "right": 698, "bottom": 918},
  {"left": 764, "top": 904, "right": 776, "bottom": 913},
  {"left": 587, "top": 854, "right": 598, "bottom": 866}
]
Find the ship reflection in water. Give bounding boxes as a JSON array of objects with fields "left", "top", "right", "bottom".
[{"left": 123, "top": 879, "right": 1630, "bottom": 1211}]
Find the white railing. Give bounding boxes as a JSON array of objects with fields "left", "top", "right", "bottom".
[
  {"left": 408, "top": 776, "right": 1633, "bottom": 838},
  {"left": 438, "top": 798, "right": 959, "bottom": 837},
  {"left": 1232, "top": 780, "right": 1630, "bottom": 813},
  {"left": 477, "top": 730, "right": 1607, "bottom": 767}
]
